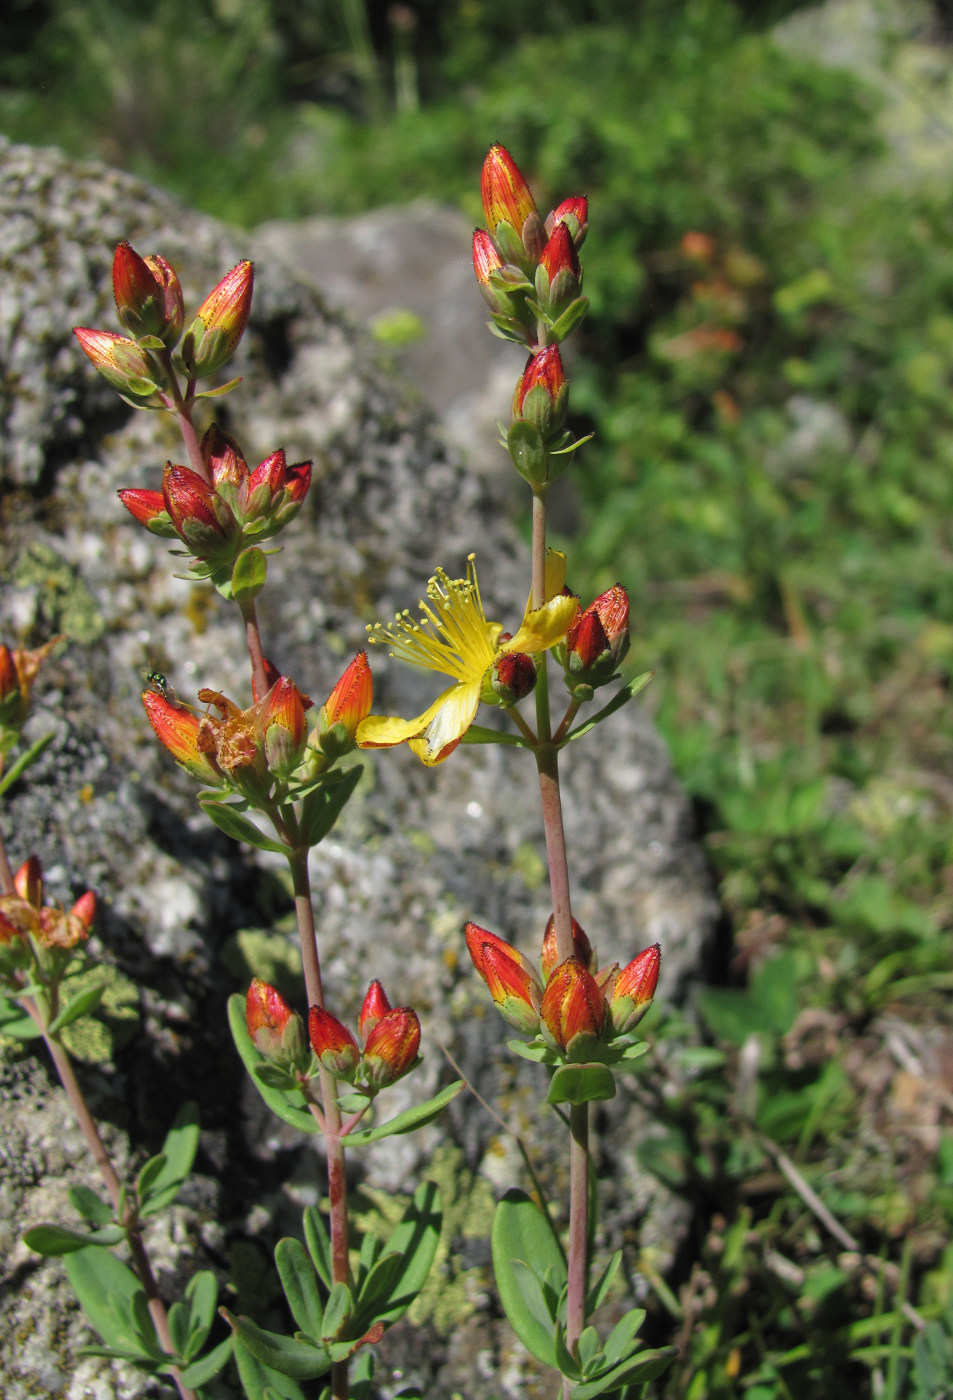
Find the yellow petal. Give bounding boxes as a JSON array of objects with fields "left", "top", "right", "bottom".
[
  {"left": 507, "top": 592, "right": 579, "bottom": 655},
  {"left": 407, "top": 678, "right": 483, "bottom": 765}
]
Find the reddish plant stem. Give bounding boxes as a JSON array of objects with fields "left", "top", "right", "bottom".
[
  {"left": 19, "top": 996, "right": 197, "bottom": 1400},
  {"left": 288, "top": 847, "right": 351, "bottom": 1400},
  {"left": 161, "top": 351, "right": 208, "bottom": 483},
  {"left": 239, "top": 596, "right": 269, "bottom": 702}
]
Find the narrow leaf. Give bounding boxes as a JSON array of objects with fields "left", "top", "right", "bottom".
[
  {"left": 353, "top": 1180, "right": 442, "bottom": 1331},
  {"left": 232, "top": 547, "right": 268, "bottom": 602},
  {"left": 136, "top": 1153, "right": 168, "bottom": 1202},
  {"left": 233, "top": 1335, "right": 309, "bottom": 1399},
  {"left": 344, "top": 1080, "right": 464, "bottom": 1146},
  {"left": 178, "top": 1334, "right": 234, "bottom": 1387},
  {"left": 199, "top": 799, "right": 289, "bottom": 854},
  {"left": 47, "top": 981, "right": 106, "bottom": 1033},
  {"left": 68, "top": 1185, "right": 113, "bottom": 1226},
  {"left": 24, "top": 1223, "right": 124, "bottom": 1255},
  {"left": 320, "top": 1281, "right": 353, "bottom": 1342},
  {"left": 569, "top": 1346, "right": 677, "bottom": 1398},
  {"left": 184, "top": 1269, "right": 219, "bottom": 1357},
  {"left": 564, "top": 673, "right": 654, "bottom": 744},
  {"left": 168, "top": 1300, "right": 190, "bottom": 1358},
  {"left": 492, "top": 1190, "right": 567, "bottom": 1369},
  {"left": 603, "top": 1306, "right": 647, "bottom": 1368},
  {"left": 0, "top": 730, "right": 56, "bottom": 797},
  {"left": 303, "top": 1207, "right": 333, "bottom": 1290},
  {"left": 65, "top": 1248, "right": 154, "bottom": 1353},
  {"left": 224, "top": 1311, "right": 335, "bottom": 1380},
  {"left": 275, "top": 1238, "right": 325, "bottom": 1341},
  {"left": 298, "top": 766, "right": 363, "bottom": 849},
  {"left": 586, "top": 1251, "right": 622, "bottom": 1316},
  {"left": 138, "top": 1101, "right": 200, "bottom": 1215}
]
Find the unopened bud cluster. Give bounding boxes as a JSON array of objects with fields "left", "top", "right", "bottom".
[
  {"left": 466, "top": 915, "right": 660, "bottom": 1063},
  {"left": 555, "top": 583, "right": 631, "bottom": 701},
  {"left": 0, "top": 856, "right": 95, "bottom": 986}
]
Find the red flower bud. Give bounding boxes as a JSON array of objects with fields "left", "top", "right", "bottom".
[
  {"left": 540, "top": 958, "right": 606, "bottom": 1056},
  {"left": 491, "top": 651, "right": 536, "bottom": 705},
  {"left": 309, "top": 1005, "right": 361, "bottom": 1081},
  {"left": 73, "top": 327, "right": 162, "bottom": 400},
  {"left": 361, "top": 1006, "right": 421, "bottom": 1088},
  {"left": 537, "top": 222, "right": 581, "bottom": 314},
  {"left": 246, "top": 978, "right": 307, "bottom": 1065},
  {"left": 607, "top": 944, "right": 660, "bottom": 1034},
  {"left": 465, "top": 922, "right": 542, "bottom": 1034},
  {"left": 70, "top": 891, "right": 97, "bottom": 935},
  {"left": 112, "top": 242, "right": 184, "bottom": 346},
  {"left": 117, "top": 488, "right": 178, "bottom": 537},
  {"left": 162, "top": 463, "right": 239, "bottom": 560},
  {"left": 15, "top": 856, "right": 44, "bottom": 908},
  {"left": 184, "top": 261, "right": 254, "bottom": 377},
  {"left": 359, "top": 980, "right": 391, "bottom": 1040},
  {"left": 547, "top": 196, "right": 588, "bottom": 249},
  {"left": 259, "top": 676, "right": 312, "bottom": 778},
  {"left": 513, "top": 345, "right": 568, "bottom": 439},
  {"left": 202, "top": 424, "right": 248, "bottom": 490},
  {"left": 540, "top": 914, "right": 593, "bottom": 982},
  {"left": 320, "top": 651, "right": 373, "bottom": 752},
  {"left": 565, "top": 585, "right": 630, "bottom": 682},
  {"left": 480, "top": 144, "right": 546, "bottom": 263}
]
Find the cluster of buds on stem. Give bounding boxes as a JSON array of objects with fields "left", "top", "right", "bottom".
[
  {"left": 554, "top": 583, "right": 631, "bottom": 701},
  {"left": 119, "top": 424, "right": 311, "bottom": 592},
  {"left": 466, "top": 916, "right": 659, "bottom": 1064},
  {"left": 0, "top": 856, "right": 95, "bottom": 988},
  {"left": 308, "top": 979, "right": 421, "bottom": 1093},
  {"left": 75, "top": 243, "right": 253, "bottom": 407}
]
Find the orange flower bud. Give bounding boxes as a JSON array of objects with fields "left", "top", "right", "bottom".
[
  {"left": 142, "top": 689, "right": 223, "bottom": 784},
  {"left": 359, "top": 979, "right": 391, "bottom": 1040},
  {"left": 183, "top": 261, "right": 254, "bottom": 378},
  {"left": 362, "top": 1007, "right": 421, "bottom": 1088},
  {"left": 117, "top": 488, "right": 178, "bottom": 537},
  {"left": 162, "top": 463, "right": 239, "bottom": 562},
  {"left": 260, "top": 676, "right": 312, "bottom": 778},
  {"left": 465, "top": 922, "right": 542, "bottom": 1034},
  {"left": 480, "top": 144, "right": 546, "bottom": 264},
  {"left": 540, "top": 914, "right": 593, "bottom": 982},
  {"left": 513, "top": 345, "right": 568, "bottom": 439},
  {"left": 317, "top": 652, "right": 373, "bottom": 760},
  {"left": 203, "top": 423, "right": 248, "bottom": 490},
  {"left": 547, "top": 196, "right": 588, "bottom": 249},
  {"left": 246, "top": 978, "right": 308, "bottom": 1066},
  {"left": 112, "top": 242, "right": 184, "bottom": 346},
  {"left": 536, "top": 222, "right": 581, "bottom": 314},
  {"left": 607, "top": 944, "right": 660, "bottom": 1034},
  {"left": 309, "top": 1005, "right": 361, "bottom": 1081},
  {"left": 15, "top": 855, "right": 44, "bottom": 908},
  {"left": 564, "top": 584, "right": 630, "bottom": 684},
  {"left": 540, "top": 958, "right": 606, "bottom": 1057},
  {"left": 73, "top": 327, "right": 162, "bottom": 400}
]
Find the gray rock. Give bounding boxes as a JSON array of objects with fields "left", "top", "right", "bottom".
[{"left": 0, "top": 136, "right": 716, "bottom": 1399}]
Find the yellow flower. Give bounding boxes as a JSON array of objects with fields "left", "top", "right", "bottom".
[{"left": 358, "top": 554, "right": 577, "bottom": 766}]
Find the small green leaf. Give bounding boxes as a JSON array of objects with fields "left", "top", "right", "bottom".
[
  {"left": 602, "top": 1306, "right": 647, "bottom": 1368},
  {"left": 0, "top": 730, "right": 56, "bottom": 797},
  {"left": 184, "top": 1269, "right": 219, "bottom": 1357},
  {"left": 199, "top": 799, "right": 289, "bottom": 854},
  {"left": 68, "top": 1185, "right": 113, "bottom": 1227},
  {"left": 224, "top": 1310, "right": 336, "bottom": 1379},
  {"left": 138, "top": 1101, "right": 200, "bottom": 1215},
  {"left": 47, "top": 981, "right": 106, "bottom": 1034},
  {"left": 275, "top": 1238, "right": 325, "bottom": 1341},
  {"left": 563, "top": 673, "right": 654, "bottom": 744},
  {"left": 303, "top": 1208, "right": 333, "bottom": 1290},
  {"left": 548, "top": 296, "right": 590, "bottom": 341},
  {"left": 568, "top": 1345, "right": 677, "bottom": 1398},
  {"left": 586, "top": 1250, "right": 622, "bottom": 1316},
  {"left": 24, "top": 1223, "right": 125, "bottom": 1255},
  {"left": 136, "top": 1153, "right": 168, "bottom": 1202},
  {"left": 507, "top": 419, "right": 548, "bottom": 487},
  {"left": 232, "top": 547, "right": 268, "bottom": 602},
  {"left": 168, "top": 1300, "right": 190, "bottom": 1358},
  {"left": 298, "top": 766, "right": 363, "bottom": 849},
  {"left": 178, "top": 1333, "right": 233, "bottom": 1386},
  {"left": 492, "top": 1189, "right": 568, "bottom": 1369},
  {"left": 65, "top": 1247, "right": 155, "bottom": 1354},
  {"left": 320, "top": 1281, "right": 353, "bottom": 1342},
  {"left": 0, "top": 1004, "right": 42, "bottom": 1039},
  {"left": 355, "top": 1251, "right": 403, "bottom": 1319},
  {"left": 507, "top": 1038, "right": 558, "bottom": 1063},
  {"left": 548, "top": 1063, "right": 616, "bottom": 1105},
  {"left": 352, "top": 1180, "right": 442, "bottom": 1332},
  {"left": 344, "top": 1080, "right": 463, "bottom": 1146},
  {"left": 194, "top": 375, "right": 243, "bottom": 399},
  {"left": 228, "top": 994, "right": 318, "bottom": 1135},
  {"left": 255, "top": 1063, "right": 301, "bottom": 1091},
  {"left": 233, "top": 1334, "right": 309, "bottom": 1399}
]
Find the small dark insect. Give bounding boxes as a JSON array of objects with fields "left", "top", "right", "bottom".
[{"left": 144, "top": 670, "right": 181, "bottom": 707}]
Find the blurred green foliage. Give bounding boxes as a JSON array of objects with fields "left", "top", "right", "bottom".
[{"left": 4, "top": 1, "right": 953, "bottom": 1395}]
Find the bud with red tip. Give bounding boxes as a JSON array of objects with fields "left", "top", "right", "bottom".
[
  {"left": 489, "top": 651, "right": 536, "bottom": 706},
  {"left": 112, "top": 242, "right": 184, "bottom": 347},
  {"left": 359, "top": 980, "right": 391, "bottom": 1040},
  {"left": 535, "top": 222, "right": 582, "bottom": 317},
  {"left": 73, "top": 328, "right": 164, "bottom": 402},
  {"left": 562, "top": 585, "right": 630, "bottom": 692},
  {"left": 142, "top": 688, "right": 224, "bottom": 785},
  {"left": 480, "top": 144, "right": 546, "bottom": 266},
  {"left": 606, "top": 944, "right": 660, "bottom": 1035},
  {"left": 465, "top": 922, "right": 542, "bottom": 1034},
  {"left": 361, "top": 1007, "right": 421, "bottom": 1088},
  {"left": 546, "top": 196, "right": 588, "bottom": 250},
  {"left": 472, "top": 228, "right": 530, "bottom": 328},
  {"left": 162, "top": 463, "right": 241, "bottom": 564},
  {"left": 310, "top": 652, "right": 373, "bottom": 764},
  {"left": 540, "top": 914, "right": 593, "bottom": 981},
  {"left": 244, "top": 449, "right": 313, "bottom": 536},
  {"left": 309, "top": 1006, "right": 362, "bottom": 1082},
  {"left": 117, "top": 488, "right": 178, "bottom": 538},
  {"left": 246, "top": 978, "right": 308, "bottom": 1068},
  {"left": 260, "top": 677, "right": 312, "bottom": 779},
  {"left": 540, "top": 957, "right": 606, "bottom": 1058},
  {"left": 513, "top": 345, "right": 569, "bottom": 441},
  {"left": 179, "top": 261, "right": 254, "bottom": 378}
]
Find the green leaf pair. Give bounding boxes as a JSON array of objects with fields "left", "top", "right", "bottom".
[{"left": 226, "top": 1181, "right": 442, "bottom": 1381}]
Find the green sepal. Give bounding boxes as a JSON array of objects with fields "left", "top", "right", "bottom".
[
  {"left": 548, "top": 1063, "right": 617, "bottom": 1105},
  {"left": 231, "top": 546, "right": 268, "bottom": 602},
  {"left": 297, "top": 765, "right": 363, "bottom": 849},
  {"left": 46, "top": 981, "right": 107, "bottom": 1034},
  {"left": 336, "top": 1090, "right": 371, "bottom": 1114},
  {"left": 222, "top": 1310, "right": 349, "bottom": 1379},
  {"left": 198, "top": 796, "right": 289, "bottom": 854},
  {"left": 276, "top": 1237, "right": 325, "bottom": 1341},
  {"left": 303, "top": 1207, "right": 334, "bottom": 1290},
  {"left": 343, "top": 1079, "right": 463, "bottom": 1147},
  {"left": 178, "top": 1333, "right": 234, "bottom": 1386},
  {"left": 194, "top": 375, "right": 243, "bottom": 399},
  {"left": 233, "top": 1335, "right": 309, "bottom": 1400},
  {"left": 138, "top": 1100, "right": 200, "bottom": 1216},
  {"left": 255, "top": 1062, "right": 301, "bottom": 1092},
  {"left": 548, "top": 296, "right": 590, "bottom": 342},
  {"left": 507, "top": 1038, "right": 559, "bottom": 1064},
  {"left": 487, "top": 314, "right": 533, "bottom": 345},
  {"left": 492, "top": 1189, "right": 568, "bottom": 1369},
  {"left": 182, "top": 1269, "right": 220, "bottom": 1359},
  {"left": 507, "top": 420, "right": 548, "bottom": 487},
  {"left": 352, "top": 1180, "right": 442, "bottom": 1332},
  {"left": 0, "top": 730, "right": 56, "bottom": 798},
  {"left": 228, "top": 993, "right": 318, "bottom": 1135},
  {"left": 23, "top": 1222, "right": 126, "bottom": 1254},
  {"left": 68, "top": 1184, "right": 113, "bottom": 1226},
  {"left": 562, "top": 673, "right": 654, "bottom": 745},
  {"left": 460, "top": 724, "right": 528, "bottom": 749}
]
